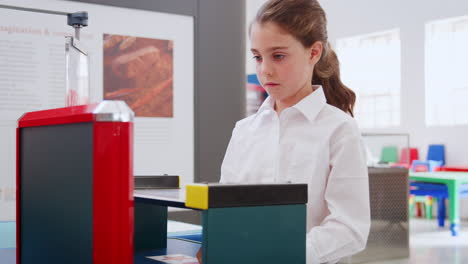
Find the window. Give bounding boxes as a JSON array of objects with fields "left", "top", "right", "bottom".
[
  {"left": 425, "top": 16, "right": 468, "bottom": 126},
  {"left": 336, "top": 30, "right": 401, "bottom": 128}
]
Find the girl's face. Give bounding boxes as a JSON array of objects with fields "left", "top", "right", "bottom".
[{"left": 250, "top": 22, "right": 320, "bottom": 102}]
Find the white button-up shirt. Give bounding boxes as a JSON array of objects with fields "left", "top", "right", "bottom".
[{"left": 220, "top": 86, "right": 370, "bottom": 264}]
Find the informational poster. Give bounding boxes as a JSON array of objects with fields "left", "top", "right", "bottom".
[{"left": 0, "top": 0, "right": 194, "bottom": 220}]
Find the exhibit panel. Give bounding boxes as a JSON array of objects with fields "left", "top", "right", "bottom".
[{"left": 0, "top": 0, "right": 195, "bottom": 221}]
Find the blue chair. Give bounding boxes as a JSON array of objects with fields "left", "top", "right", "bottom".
[
  {"left": 409, "top": 145, "right": 446, "bottom": 224},
  {"left": 410, "top": 144, "right": 445, "bottom": 172},
  {"left": 427, "top": 144, "right": 445, "bottom": 166},
  {"left": 410, "top": 181, "right": 448, "bottom": 227}
]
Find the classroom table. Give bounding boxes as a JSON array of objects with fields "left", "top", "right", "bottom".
[
  {"left": 134, "top": 183, "right": 308, "bottom": 264},
  {"left": 409, "top": 171, "right": 468, "bottom": 236}
]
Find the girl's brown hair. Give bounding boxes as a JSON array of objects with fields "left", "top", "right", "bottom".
[{"left": 253, "top": 0, "right": 356, "bottom": 116}]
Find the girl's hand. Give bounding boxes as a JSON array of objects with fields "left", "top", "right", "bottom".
[{"left": 196, "top": 247, "right": 202, "bottom": 263}]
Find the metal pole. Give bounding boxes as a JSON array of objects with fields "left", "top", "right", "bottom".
[{"left": 74, "top": 26, "right": 80, "bottom": 40}]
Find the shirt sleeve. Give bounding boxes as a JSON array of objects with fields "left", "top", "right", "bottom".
[{"left": 306, "top": 125, "right": 371, "bottom": 264}]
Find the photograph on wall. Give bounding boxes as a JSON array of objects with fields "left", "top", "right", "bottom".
[{"left": 103, "top": 34, "right": 174, "bottom": 117}]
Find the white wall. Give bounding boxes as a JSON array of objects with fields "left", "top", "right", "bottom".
[
  {"left": 322, "top": 0, "right": 468, "bottom": 166},
  {"left": 0, "top": 0, "right": 195, "bottom": 220}
]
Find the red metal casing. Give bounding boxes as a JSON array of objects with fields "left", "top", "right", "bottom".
[{"left": 17, "top": 103, "right": 134, "bottom": 264}]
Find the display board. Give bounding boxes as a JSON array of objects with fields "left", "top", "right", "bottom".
[{"left": 0, "top": 0, "right": 194, "bottom": 220}]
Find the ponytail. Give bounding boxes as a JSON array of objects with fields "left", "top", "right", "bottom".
[{"left": 313, "top": 43, "right": 356, "bottom": 116}]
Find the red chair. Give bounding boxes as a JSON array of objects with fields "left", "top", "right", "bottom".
[{"left": 393, "top": 148, "right": 419, "bottom": 168}]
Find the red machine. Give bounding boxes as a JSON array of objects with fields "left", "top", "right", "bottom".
[{"left": 16, "top": 101, "right": 134, "bottom": 264}]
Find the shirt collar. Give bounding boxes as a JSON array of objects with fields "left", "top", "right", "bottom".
[
  {"left": 257, "top": 85, "right": 327, "bottom": 122},
  {"left": 292, "top": 85, "right": 327, "bottom": 122}
]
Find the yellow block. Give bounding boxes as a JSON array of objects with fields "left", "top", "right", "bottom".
[{"left": 185, "top": 184, "right": 209, "bottom": 210}]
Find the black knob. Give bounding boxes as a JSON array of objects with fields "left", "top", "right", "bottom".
[{"left": 67, "top": 11, "right": 88, "bottom": 27}]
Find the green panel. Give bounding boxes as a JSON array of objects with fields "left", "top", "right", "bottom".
[
  {"left": 134, "top": 202, "right": 168, "bottom": 252},
  {"left": 202, "top": 204, "right": 306, "bottom": 264}
]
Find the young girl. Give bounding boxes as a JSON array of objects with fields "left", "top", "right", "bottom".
[{"left": 219, "top": 0, "right": 371, "bottom": 263}]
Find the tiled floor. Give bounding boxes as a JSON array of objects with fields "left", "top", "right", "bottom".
[{"left": 365, "top": 219, "right": 468, "bottom": 264}]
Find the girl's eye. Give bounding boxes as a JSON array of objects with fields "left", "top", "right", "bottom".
[
  {"left": 273, "top": 54, "right": 285, "bottom": 60},
  {"left": 252, "top": 55, "right": 262, "bottom": 62}
]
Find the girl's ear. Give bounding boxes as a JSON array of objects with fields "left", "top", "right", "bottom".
[{"left": 309, "top": 41, "right": 323, "bottom": 64}]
